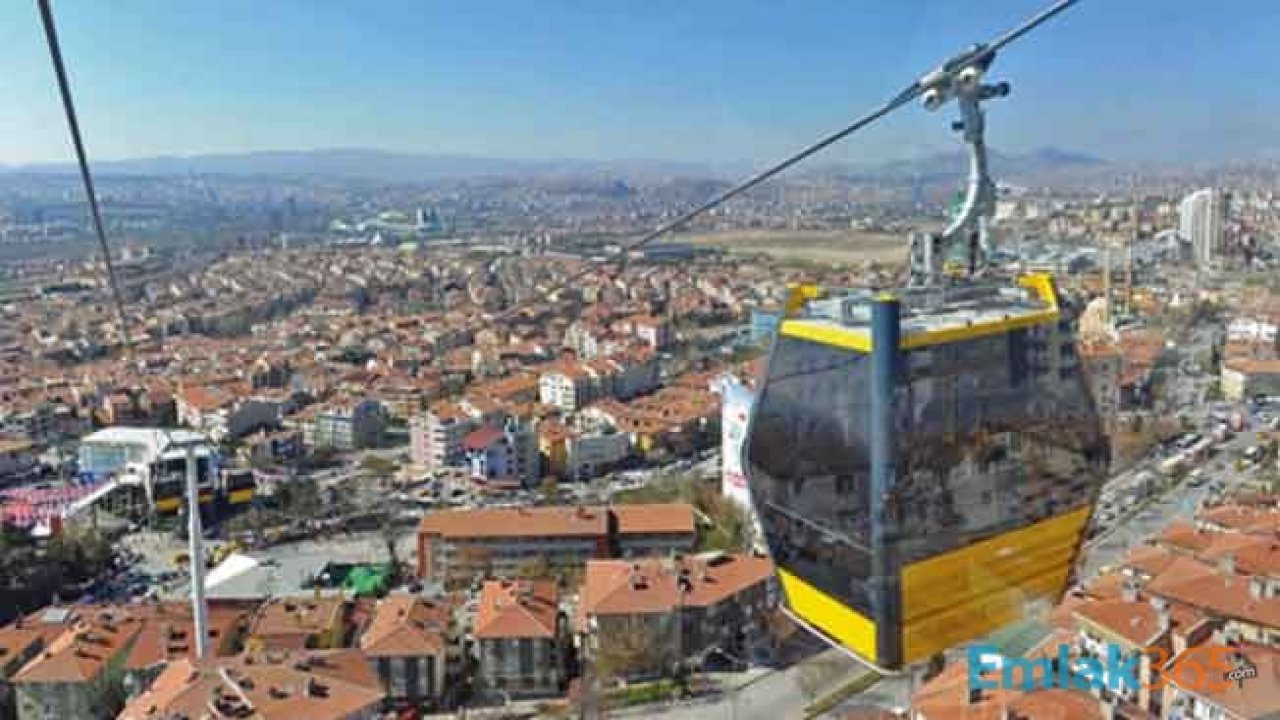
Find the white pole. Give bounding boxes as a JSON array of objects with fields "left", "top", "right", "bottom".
[{"left": 186, "top": 442, "right": 209, "bottom": 659}]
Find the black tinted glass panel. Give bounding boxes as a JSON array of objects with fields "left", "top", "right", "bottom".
[
  {"left": 745, "top": 336, "right": 875, "bottom": 616},
  {"left": 892, "top": 328, "right": 1108, "bottom": 564}
]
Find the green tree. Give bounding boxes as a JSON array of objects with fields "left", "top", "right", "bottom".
[
  {"left": 538, "top": 476, "right": 558, "bottom": 496},
  {"left": 360, "top": 455, "right": 399, "bottom": 478},
  {"left": 515, "top": 555, "right": 551, "bottom": 579},
  {"left": 277, "top": 479, "right": 322, "bottom": 518},
  {"left": 593, "top": 616, "right": 670, "bottom": 683}
]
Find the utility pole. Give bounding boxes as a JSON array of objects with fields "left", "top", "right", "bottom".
[
  {"left": 580, "top": 618, "right": 601, "bottom": 720},
  {"left": 675, "top": 566, "right": 692, "bottom": 693},
  {"left": 182, "top": 440, "right": 209, "bottom": 660}
]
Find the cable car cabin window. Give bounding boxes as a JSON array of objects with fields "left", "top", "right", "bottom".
[
  {"left": 892, "top": 333, "right": 1108, "bottom": 566},
  {"left": 746, "top": 337, "right": 875, "bottom": 616}
]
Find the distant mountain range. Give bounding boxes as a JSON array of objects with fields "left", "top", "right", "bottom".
[
  {"left": 0, "top": 148, "right": 732, "bottom": 182},
  {"left": 0, "top": 145, "right": 1105, "bottom": 183},
  {"left": 809, "top": 146, "right": 1107, "bottom": 183}
]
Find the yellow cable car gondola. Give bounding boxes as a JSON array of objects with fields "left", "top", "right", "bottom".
[
  {"left": 745, "top": 275, "right": 1108, "bottom": 670},
  {"left": 743, "top": 22, "right": 1108, "bottom": 671}
]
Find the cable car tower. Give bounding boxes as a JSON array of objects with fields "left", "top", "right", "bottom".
[{"left": 743, "top": 7, "right": 1109, "bottom": 672}]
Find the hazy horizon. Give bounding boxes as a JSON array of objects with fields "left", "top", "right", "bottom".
[{"left": 6, "top": 1, "right": 1280, "bottom": 166}]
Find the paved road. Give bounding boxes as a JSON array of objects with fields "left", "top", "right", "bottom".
[
  {"left": 1081, "top": 423, "right": 1262, "bottom": 579},
  {"left": 637, "top": 652, "right": 865, "bottom": 720}
]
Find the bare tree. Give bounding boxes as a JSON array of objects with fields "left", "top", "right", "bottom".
[
  {"left": 457, "top": 546, "right": 495, "bottom": 582},
  {"left": 593, "top": 615, "right": 670, "bottom": 684}
]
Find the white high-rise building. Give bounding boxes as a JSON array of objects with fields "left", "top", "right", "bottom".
[{"left": 1178, "top": 188, "right": 1224, "bottom": 267}]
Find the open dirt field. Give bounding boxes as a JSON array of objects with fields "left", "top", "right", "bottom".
[{"left": 676, "top": 229, "right": 910, "bottom": 264}]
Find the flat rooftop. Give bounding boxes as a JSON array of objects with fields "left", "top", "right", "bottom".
[
  {"left": 784, "top": 279, "right": 1058, "bottom": 351},
  {"left": 82, "top": 427, "right": 208, "bottom": 447}
]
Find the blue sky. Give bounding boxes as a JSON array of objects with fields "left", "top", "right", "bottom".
[{"left": 1, "top": 0, "right": 1277, "bottom": 165}]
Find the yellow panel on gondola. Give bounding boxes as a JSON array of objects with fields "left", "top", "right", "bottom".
[
  {"left": 777, "top": 273, "right": 1062, "bottom": 354},
  {"left": 777, "top": 569, "right": 878, "bottom": 662},
  {"left": 900, "top": 506, "right": 1091, "bottom": 663},
  {"left": 155, "top": 497, "right": 181, "bottom": 513},
  {"left": 229, "top": 488, "right": 255, "bottom": 504}
]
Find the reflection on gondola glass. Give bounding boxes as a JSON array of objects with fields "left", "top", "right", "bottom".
[
  {"left": 893, "top": 331, "right": 1108, "bottom": 564},
  {"left": 746, "top": 337, "right": 875, "bottom": 616}
]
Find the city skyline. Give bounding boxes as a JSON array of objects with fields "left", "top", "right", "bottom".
[{"left": 2, "top": 0, "right": 1279, "bottom": 167}]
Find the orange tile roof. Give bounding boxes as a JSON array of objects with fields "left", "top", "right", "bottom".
[
  {"left": 1146, "top": 556, "right": 1280, "bottom": 630},
  {"left": 1077, "top": 339, "right": 1121, "bottom": 358},
  {"left": 13, "top": 609, "right": 144, "bottom": 684},
  {"left": 1164, "top": 643, "right": 1280, "bottom": 719},
  {"left": 123, "top": 602, "right": 250, "bottom": 671},
  {"left": 178, "top": 385, "right": 231, "bottom": 412},
  {"left": 1224, "top": 358, "right": 1280, "bottom": 375},
  {"left": 580, "top": 554, "right": 773, "bottom": 619},
  {"left": 427, "top": 401, "right": 469, "bottom": 423},
  {"left": 1119, "top": 544, "right": 1178, "bottom": 578},
  {"left": 462, "top": 424, "right": 505, "bottom": 451},
  {"left": 117, "top": 650, "right": 383, "bottom": 720},
  {"left": 1073, "top": 598, "right": 1166, "bottom": 647},
  {"left": 249, "top": 597, "right": 345, "bottom": 651},
  {"left": 0, "top": 609, "right": 79, "bottom": 674},
  {"left": 538, "top": 420, "right": 572, "bottom": 443},
  {"left": 611, "top": 503, "right": 696, "bottom": 536},
  {"left": 1157, "top": 519, "right": 1215, "bottom": 554},
  {"left": 359, "top": 595, "right": 449, "bottom": 658},
  {"left": 911, "top": 629, "right": 1103, "bottom": 720},
  {"left": 1082, "top": 571, "right": 1126, "bottom": 601},
  {"left": 473, "top": 579, "right": 559, "bottom": 640},
  {"left": 418, "top": 505, "right": 608, "bottom": 539},
  {"left": 1201, "top": 504, "right": 1280, "bottom": 534}
]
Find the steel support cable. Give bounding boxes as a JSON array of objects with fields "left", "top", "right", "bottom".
[
  {"left": 37, "top": 0, "right": 135, "bottom": 362},
  {"left": 499, "top": 86, "right": 921, "bottom": 323},
  {"left": 498, "top": 0, "right": 1080, "bottom": 323}
]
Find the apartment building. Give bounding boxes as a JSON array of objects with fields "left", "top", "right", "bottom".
[
  {"left": 563, "top": 429, "right": 630, "bottom": 482},
  {"left": 473, "top": 580, "right": 565, "bottom": 697},
  {"left": 911, "top": 629, "right": 1110, "bottom": 720},
  {"left": 576, "top": 553, "right": 773, "bottom": 675},
  {"left": 247, "top": 597, "right": 347, "bottom": 652},
  {"left": 1078, "top": 339, "right": 1122, "bottom": 433},
  {"left": 0, "top": 440, "right": 38, "bottom": 485},
  {"left": 360, "top": 595, "right": 456, "bottom": 707},
  {"left": 463, "top": 419, "right": 540, "bottom": 487},
  {"left": 539, "top": 364, "right": 598, "bottom": 412},
  {"left": 1070, "top": 589, "right": 1186, "bottom": 715},
  {"left": 0, "top": 608, "right": 80, "bottom": 720},
  {"left": 415, "top": 504, "right": 697, "bottom": 585},
  {"left": 176, "top": 386, "right": 283, "bottom": 442},
  {"left": 308, "top": 400, "right": 388, "bottom": 451},
  {"left": 1162, "top": 643, "right": 1280, "bottom": 720},
  {"left": 12, "top": 608, "right": 144, "bottom": 720},
  {"left": 117, "top": 651, "right": 384, "bottom": 720},
  {"left": 410, "top": 402, "right": 476, "bottom": 470},
  {"left": 416, "top": 506, "right": 610, "bottom": 585},
  {"left": 611, "top": 503, "right": 698, "bottom": 558},
  {"left": 1222, "top": 358, "right": 1280, "bottom": 402}
]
